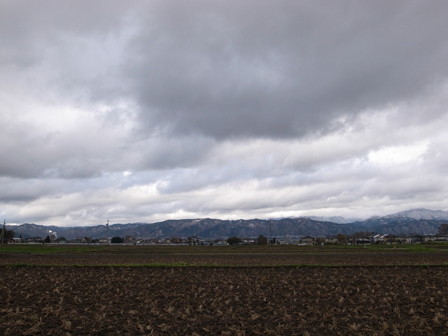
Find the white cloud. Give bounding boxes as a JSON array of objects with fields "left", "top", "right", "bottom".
[
  {"left": 1, "top": 1, "right": 448, "bottom": 226},
  {"left": 368, "top": 143, "right": 427, "bottom": 165}
]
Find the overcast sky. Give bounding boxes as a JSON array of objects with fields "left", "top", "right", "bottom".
[{"left": 1, "top": 1, "right": 448, "bottom": 226}]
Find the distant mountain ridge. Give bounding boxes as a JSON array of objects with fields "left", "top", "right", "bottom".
[
  {"left": 304, "top": 216, "right": 354, "bottom": 224},
  {"left": 7, "top": 208, "right": 448, "bottom": 239},
  {"left": 346, "top": 208, "right": 448, "bottom": 236},
  {"left": 383, "top": 208, "right": 448, "bottom": 221}
]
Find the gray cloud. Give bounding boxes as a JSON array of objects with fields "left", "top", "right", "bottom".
[
  {"left": 125, "top": 0, "right": 448, "bottom": 139},
  {"left": 1, "top": 1, "right": 448, "bottom": 225}
]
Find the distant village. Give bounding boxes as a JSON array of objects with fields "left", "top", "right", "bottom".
[
  {"left": 4, "top": 231, "right": 448, "bottom": 246},
  {"left": 3, "top": 210, "right": 448, "bottom": 246}
]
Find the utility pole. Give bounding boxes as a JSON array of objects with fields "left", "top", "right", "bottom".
[
  {"left": 269, "top": 219, "right": 272, "bottom": 245},
  {"left": 106, "top": 219, "right": 110, "bottom": 244},
  {"left": 1, "top": 219, "right": 5, "bottom": 245}
]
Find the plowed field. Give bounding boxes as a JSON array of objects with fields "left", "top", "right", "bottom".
[
  {"left": 2, "top": 266, "right": 448, "bottom": 335},
  {"left": 2, "top": 246, "right": 448, "bottom": 334},
  {"left": 2, "top": 250, "right": 448, "bottom": 266}
]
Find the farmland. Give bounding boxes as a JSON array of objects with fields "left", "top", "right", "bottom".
[
  {"left": 1, "top": 244, "right": 448, "bottom": 266},
  {"left": 2, "top": 245, "right": 448, "bottom": 335}
]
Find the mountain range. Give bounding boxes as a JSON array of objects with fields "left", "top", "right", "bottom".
[{"left": 6, "top": 208, "right": 448, "bottom": 240}]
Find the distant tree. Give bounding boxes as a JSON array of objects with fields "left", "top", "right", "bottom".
[
  {"left": 227, "top": 236, "right": 241, "bottom": 245},
  {"left": 3, "top": 229, "right": 15, "bottom": 239},
  {"left": 351, "top": 231, "right": 374, "bottom": 242},
  {"left": 256, "top": 234, "right": 268, "bottom": 245},
  {"left": 44, "top": 235, "right": 51, "bottom": 243},
  {"left": 337, "top": 234, "right": 347, "bottom": 245},
  {"left": 316, "top": 237, "right": 326, "bottom": 245},
  {"left": 170, "top": 237, "right": 182, "bottom": 244},
  {"left": 352, "top": 232, "right": 367, "bottom": 239},
  {"left": 111, "top": 236, "right": 123, "bottom": 243},
  {"left": 437, "top": 224, "right": 448, "bottom": 235}
]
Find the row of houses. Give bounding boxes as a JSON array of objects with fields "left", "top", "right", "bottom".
[
  {"left": 7, "top": 233, "right": 448, "bottom": 245},
  {"left": 20, "top": 237, "right": 110, "bottom": 244},
  {"left": 17, "top": 235, "right": 215, "bottom": 245},
  {"left": 305, "top": 234, "right": 448, "bottom": 246}
]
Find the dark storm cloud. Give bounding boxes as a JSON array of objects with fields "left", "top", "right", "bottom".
[
  {"left": 3, "top": 0, "right": 447, "bottom": 142},
  {"left": 126, "top": 0, "right": 448, "bottom": 139}
]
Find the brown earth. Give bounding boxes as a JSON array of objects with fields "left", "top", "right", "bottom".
[
  {"left": 2, "top": 266, "right": 448, "bottom": 335},
  {"left": 1, "top": 251, "right": 448, "bottom": 266}
]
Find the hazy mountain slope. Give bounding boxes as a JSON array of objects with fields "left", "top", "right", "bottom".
[
  {"left": 383, "top": 208, "right": 448, "bottom": 221},
  {"left": 8, "top": 218, "right": 355, "bottom": 239},
  {"left": 7, "top": 223, "right": 63, "bottom": 239},
  {"left": 354, "top": 218, "right": 443, "bottom": 235},
  {"left": 305, "top": 216, "right": 353, "bottom": 224},
  {"left": 7, "top": 209, "right": 448, "bottom": 239}
]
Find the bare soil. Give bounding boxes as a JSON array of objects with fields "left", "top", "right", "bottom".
[
  {"left": 2, "top": 266, "right": 448, "bottom": 335},
  {"left": 1, "top": 251, "right": 448, "bottom": 266}
]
